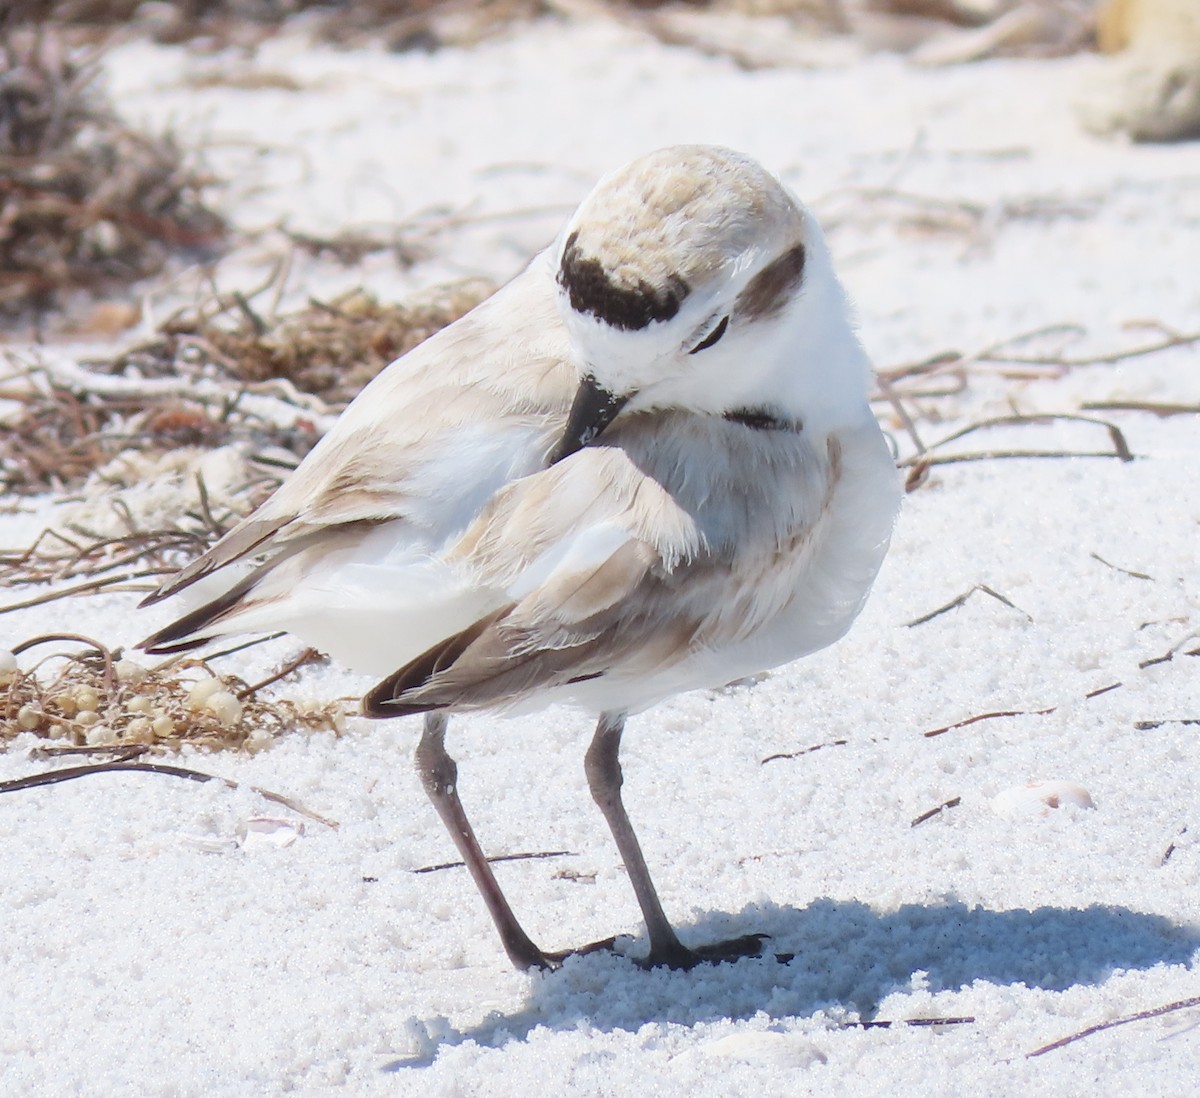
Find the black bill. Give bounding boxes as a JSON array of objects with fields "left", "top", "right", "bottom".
[{"left": 549, "top": 374, "right": 629, "bottom": 464}]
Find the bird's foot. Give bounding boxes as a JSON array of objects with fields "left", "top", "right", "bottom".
[
  {"left": 515, "top": 935, "right": 619, "bottom": 972},
  {"left": 641, "top": 932, "right": 775, "bottom": 971}
]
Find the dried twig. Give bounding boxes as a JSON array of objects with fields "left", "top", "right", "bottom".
[
  {"left": 235, "top": 647, "right": 325, "bottom": 700},
  {"left": 761, "top": 739, "right": 848, "bottom": 764},
  {"left": 881, "top": 324, "right": 1200, "bottom": 388},
  {"left": 1090, "top": 553, "right": 1152, "bottom": 581},
  {"left": 924, "top": 707, "right": 1055, "bottom": 739},
  {"left": 905, "top": 585, "right": 1031, "bottom": 628},
  {"left": 1027, "top": 996, "right": 1200, "bottom": 1058},
  {"left": 899, "top": 414, "right": 1134, "bottom": 474},
  {"left": 1138, "top": 632, "right": 1200, "bottom": 670},
  {"left": 414, "top": 850, "right": 576, "bottom": 874},
  {"left": 1082, "top": 402, "right": 1200, "bottom": 417},
  {"left": 0, "top": 571, "right": 169, "bottom": 614},
  {"left": 0, "top": 758, "right": 338, "bottom": 829},
  {"left": 1161, "top": 826, "right": 1188, "bottom": 866},
  {"left": 843, "top": 1016, "right": 976, "bottom": 1030},
  {"left": 985, "top": 330, "right": 1200, "bottom": 370},
  {"left": 911, "top": 797, "right": 961, "bottom": 827}
]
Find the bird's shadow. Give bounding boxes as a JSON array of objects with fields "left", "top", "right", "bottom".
[{"left": 384, "top": 897, "right": 1200, "bottom": 1068}]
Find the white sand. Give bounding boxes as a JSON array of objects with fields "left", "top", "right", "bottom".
[{"left": 2, "top": 18, "right": 1199, "bottom": 1096}]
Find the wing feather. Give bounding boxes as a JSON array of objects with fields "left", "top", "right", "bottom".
[
  {"left": 137, "top": 256, "right": 576, "bottom": 653},
  {"left": 361, "top": 416, "right": 848, "bottom": 716}
]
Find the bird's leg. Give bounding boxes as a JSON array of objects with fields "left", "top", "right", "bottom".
[
  {"left": 585, "top": 712, "right": 766, "bottom": 970},
  {"left": 414, "top": 712, "right": 554, "bottom": 972}
]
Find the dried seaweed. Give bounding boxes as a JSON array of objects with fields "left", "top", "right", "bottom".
[
  {"left": 100, "top": 279, "right": 494, "bottom": 407},
  {"left": 15, "top": 1, "right": 550, "bottom": 50},
  {"left": 1, "top": 632, "right": 347, "bottom": 752},
  {"left": 0, "top": 276, "right": 492, "bottom": 499},
  {"left": 0, "top": 27, "right": 224, "bottom": 322},
  {"left": 0, "top": 361, "right": 315, "bottom": 497}
]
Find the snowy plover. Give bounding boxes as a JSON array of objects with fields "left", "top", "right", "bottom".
[{"left": 141, "top": 146, "right": 901, "bottom": 971}]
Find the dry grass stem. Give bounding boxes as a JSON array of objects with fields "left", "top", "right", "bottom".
[
  {"left": 905, "top": 584, "right": 1032, "bottom": 628},
  {"left": 1027, "top": 995, "right": 1200, "bottom": 1058},
  {"left": 1138, "top": 631, "right": 1200, "bottom": 670},
  {"left": 900, "top": 412, "right": 1134, "bottom": 490},
  {"left": 822, "top": 188, "right": 1094, "bottom": 248},
  {"left": 879, "top": 322, "right": 1200, "bottom": 401},
  {"left": 414, "top": 849, "right": 577, "bottom": 874},
  {"left": 910, "top": 796, "right": 962, "bottom": 827},
  {"left": 1090, "top": 552, "right": 1152, "bottom": 581},
  {"left": 1161, "top": 826, "right": 1189, "bottom": 865},
  {"left": 0, "top": 755, "right": 339, "bottom": 828},
  {"left": 761, "top": 738, "right": 848, "bottom": 764},
  {"left": 843, "top": 1016, "right": 975, "bottom": 1030},
  {"left": 1082, "top": 402, "right": 1200, "bottom": 417},
  {"left": 923, "top": 707, "right": 1056, "bottom": 739}
]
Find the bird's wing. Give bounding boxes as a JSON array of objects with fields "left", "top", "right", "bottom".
[
  {"left": 361, "top": 428, "right": 821, "bottom": 716},
  {"left": 139, "top": 261, "right": 577, "bottom": 653}
]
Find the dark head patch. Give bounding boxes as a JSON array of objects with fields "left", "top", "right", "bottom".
[
  {"left": 558, "top": 231, "right": 690, "bottom": 331},
  {"left": 734, "top": 242, "right": 806, "bottom": 320}
]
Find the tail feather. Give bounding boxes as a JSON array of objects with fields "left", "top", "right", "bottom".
[
  {"left": 138, "top": 568, "right": 264, "bottom": 654},
  {"left": 361, "top": 610, "right": 506, "bottom": 717},
  {"left": 138, "top": 516, "right": 291, "bottom": 608}
]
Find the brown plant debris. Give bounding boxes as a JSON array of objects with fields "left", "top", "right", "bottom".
[
  {"left": 923, "top": 706, "right": 1055, "bottom": 738},
  {"left": 910, "top": 796, "right": 961, "bottom": 827},
  {"left": 899, "top": 413, "right": 1135, "bottom": 493},
  {"left": 101, "top": 279, "right": 495, "bottom": 407},
  {"left": 876, "top": 322, "right": 1200, "bottom": 405},
  {"left": 1, "top": 632, "right": 348, "bottom": 752},
  {"left": 844, "top": 1015, "right": 975, "bottom": 1029},
  {"left": 414, "top": 849, "right": 577, "bottom": 874},
  {"left": 761, "top": 738, "right": 848, "bottom": 764},
  {"left": 0, "top": 28, "right": 224, "bottom": 322},
  {"left": 19, "top": 1, "right": 549, "bottom": 50},
  {"left": 0, "top": 278, "right": 492, "bottom": 500},
  {"left": 0, "top": 751, "right": 340, "bottom": 829},
  {"left": 905, "top": 583, "right": 1031, "bottom": 627},
  {"left": 1027, "top": 994, "right": 1200, "bottom": 1058},
  {"left": 0, "top": 361, "right": 316, "bottom": 498}
]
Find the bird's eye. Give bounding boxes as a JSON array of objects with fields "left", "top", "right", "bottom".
[{"left": 688, "top": 315, "right": 729, "bottom": 355}]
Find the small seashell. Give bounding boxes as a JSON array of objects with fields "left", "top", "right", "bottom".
[
  {"left": 74, "top": 687, "right": 100, "bottom": 712},
  {"left": 0, "top": 649, "right": 17, "bottom": 685},
  {"left": 74, "top": 709, "right": 100, "bottom": 728},
  {"left": 125, "top": 696, "right": 153, "bottom": 715},
  {"left": 992, "top": 781, "right": 1094, "bottom": 820},
  {"left": 239, "top": 817, "right": 304, "bottom": 851},
  {"left": 17, "top": 705, "right": 42, "bottom": 731}
]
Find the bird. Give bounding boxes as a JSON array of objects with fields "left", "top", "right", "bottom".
[{"left": 139, "top": 145, "right": 901, "bottom": 972}]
